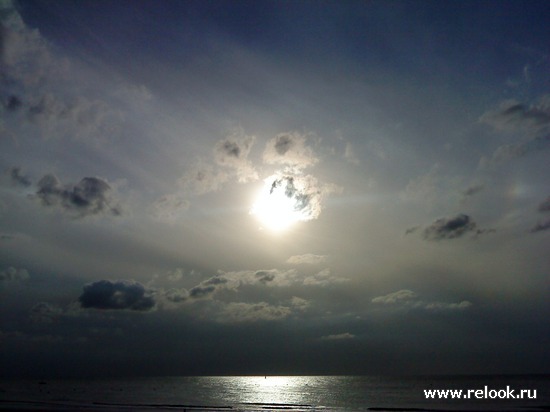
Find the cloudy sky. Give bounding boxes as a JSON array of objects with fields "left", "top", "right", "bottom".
[{"left": 1, "top": 0, "right": 549, "bottom": 378}]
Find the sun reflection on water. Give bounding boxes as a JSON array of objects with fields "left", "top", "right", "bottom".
[{"left": 223, "top": 376, "right": 319, "bottom": 407}]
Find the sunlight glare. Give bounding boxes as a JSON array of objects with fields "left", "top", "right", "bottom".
[{"left": 250, "top": 178, "right": 305, "bottom": 232}]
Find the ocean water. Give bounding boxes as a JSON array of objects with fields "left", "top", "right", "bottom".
[{"left": 0, "top": 375, "right": 548, "bottom": 411}]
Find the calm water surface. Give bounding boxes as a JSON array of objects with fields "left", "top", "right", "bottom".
[{"left": 1, "top": 375, "right": 549, "bottom": 411}]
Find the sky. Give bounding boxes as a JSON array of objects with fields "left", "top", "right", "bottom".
[{"left": 0, "top": 0, "right": 549, "bottom": 378}]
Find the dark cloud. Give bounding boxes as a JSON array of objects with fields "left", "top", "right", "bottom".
[
  {"left": 462, "top": 184, "right": 484, "bottom": 198},
  {"left": 219, "top": 141, "right": 240, "bottom": 159},
  {"left": 4, "top": 94, "right": 22, "bottom": 111},
  {"left": 79, "top": 280, "right": 155, "bottom": 311},
  {"left": 6, "top": 166, "right": 31, "bottom": 187},
  {"left": 530, "top": 219, "right": 550, "bottom": 233},
  {"left": 274, "top": 134, "right": 293, "bottom": 155},
  {"left": 423, "top": 214, "right": 477, "bottom": 241},
  {"left": 35, "top": 174, "right": 121, "bottom": 217},
  {"left": 188, "top": 275, "right": 229, "bottom": 299},
  {"left": 189, "top": 284, "right": 216, "bottom": 299},
  {"left": 255, "top": 270, "right": 275, "bottom": 284},
  {"left": 263, "top": 132, "right": 318, "bottom": 168},
  {"left": 473, "top": 228, "right": 496, "bottom": 237},
  {"left": 29, "top": 302, "right": 62, "bottom": 323},
  {"left": 202, "top": 275, "right": 228, "bottom": 286},
  {"left": 538, "top": 196, "right": 550, "bottom": 213},
  {"left": 214, "top": 134, "right": 254, "bottom": 163}
]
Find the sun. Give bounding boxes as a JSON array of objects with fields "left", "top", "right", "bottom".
[{"left": 250, "top": 176, "right": 308, "bottom": 232}]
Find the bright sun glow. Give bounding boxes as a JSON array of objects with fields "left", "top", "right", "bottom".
[{"left": 250, "top": 177, "right": 306, "bottom": 232}]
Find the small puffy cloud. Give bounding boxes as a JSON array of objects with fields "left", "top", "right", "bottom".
[
  {"left": 216, "top": 301, "right": 292, "bottom": 323},
  {"left": 371, "top": 289, "right": 417, "bottom": 304},
  {"left": 200, "top": 269, "right": 300, "bottom": 289},
  {"left": 321, "top": 332, "right": 355, "bottom": 341},
  {"left": 214, "top": 135, "right": 253, "bottom": 165},
  {"left": 422, "top": 214, "right": 478, "bottom": 241},
  {"left": 303, "top": 268, "right": 348, "bottom": 287},
  {"left": 263, "top": 132, "right": 318, "bottom": 168},
  {"left": 35, "top": 174, "right": 121, "bottom": 217},
  {"left": 213, "top": 132, "right": 258, "bottom": 183},
  {"left": 286, "top": 254, "right": 328, "bottom": 265},
  {"left": 78, "top": 280, "right": 155, "bottom": 311},
  {"left": 0, "top": 266, "right": 29, "bottom": 281},
  {"left": 372, "top": 290, "right": 472, "bottom": 312}
]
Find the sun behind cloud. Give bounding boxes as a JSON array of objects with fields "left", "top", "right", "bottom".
[{"left": 250, "top": 176, "right": 304, "bottom": 232}]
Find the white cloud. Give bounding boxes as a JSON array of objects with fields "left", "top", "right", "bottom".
[
  {"left": 287, "top": 253, "right": 328, "bottom": 265},
  {"left": 303, "top": 268, "right": 348, "bottom": 287},
  {"left": 371, "top": 289, "right": 417, "bottom": 304},
  {"left": 216, "top": 301, "right": 292, "bottom": 323},
  {"left": 372, "top": 290, "right": 472, "bottom": 312}
]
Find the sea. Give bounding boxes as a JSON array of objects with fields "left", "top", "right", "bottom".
[{"left": 0, "top": 375, "right": 548, "bottom": 411}]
